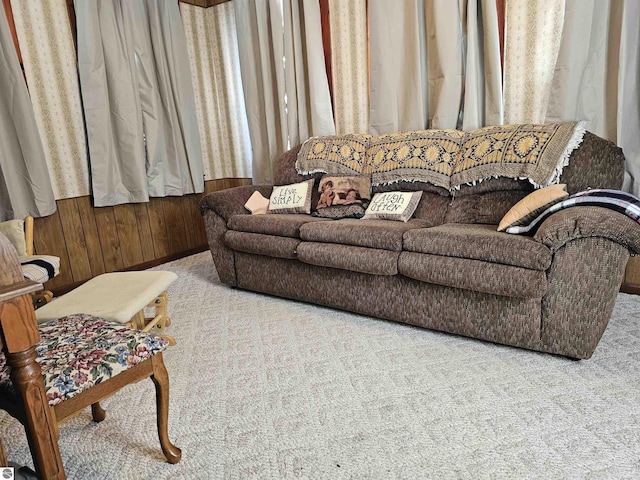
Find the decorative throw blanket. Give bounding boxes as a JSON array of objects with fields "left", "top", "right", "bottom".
[
  {"left": 363, "top": 129, "right": 464, "bottom": 188},
  {"left": 505, "top": 189, "right": 640, "bottom": 235},
  {"left": 450, "top": 122, "right": 586, "bottom": 190},
  {"left": 296, "top": 134, "right": 372, "bottom": 175}
]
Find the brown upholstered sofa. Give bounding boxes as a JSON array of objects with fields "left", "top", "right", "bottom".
[{"left": 199, "top": 131, "right": 640, "bottom": 359}]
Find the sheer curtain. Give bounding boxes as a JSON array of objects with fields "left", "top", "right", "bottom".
[
  {"left": 368, "top": 0, "right": 503, "bottom": 135},
  {"left": 181, "top": 1, "right": 252, "bottom": 180},
  {"left": 10, "top": 0, "right": 90, "bottom": 200},
  {"left": 328, "top": 0, "right": 368, "bottom": 134},
  {"left": 0, "top": 8, "right": 55, "bottom": 221},
  {"left": 234, "top": 0, "right": 335, "bottom": 185},
  {"left": 75, "top": 0, "right": 204, "bottom": 207}
]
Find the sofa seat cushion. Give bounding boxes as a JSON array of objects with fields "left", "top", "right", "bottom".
[
  {"left": 297, "top": 242, "right": 399, "bottom": 275},
  {"left": 228, "top": 213, "right": 329, "bottom": 238},
  {"left": 225, "top": 231, "right": 300, "bottom": 259},
  {"left": 398, "top": 252, "right": 547, "bottom": 298},
  {"left": 300, "top": 218, "right": 431, "bottom": 252},
  {"left": 403, "top": 224, "right": 552, "bottom": 271}
]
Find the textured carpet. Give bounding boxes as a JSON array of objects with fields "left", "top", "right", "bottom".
[{"left": 1, "top": 252, "right": 639, "bottom": 479}]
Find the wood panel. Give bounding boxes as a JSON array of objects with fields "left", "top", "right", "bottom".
[
  {"left": 57, "top": 199, "right": 92, "bottom": 282},
  {"left": 162, "top": 197, "right": 189, "bottom": 255},
  {"left": 624, "top": 257, "right": 640, "bottom": 291},
  {"left": 76, "top": 196, "right": 106, "bottom": 276},
  {"left": 134, "top": 204, "right": 156, "bottom": 263},
  {"left": 33, "top": 179, "right": 250, "bottom": 294},
  {"left": 113, "top": 204, "right": 144, "bottom": 268},
  {"left": 32, "top": 211, "right": 73, "bottom": 291},
  {"left": 147, "top": 199, "right": 170, "bottom": 259},
  {"left": 93, "top": 207, "right": 124, "bottom": 272}
]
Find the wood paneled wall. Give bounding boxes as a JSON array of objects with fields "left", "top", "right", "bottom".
[{"left": 35, "top": 178, "right": 250, "bottom": 294}]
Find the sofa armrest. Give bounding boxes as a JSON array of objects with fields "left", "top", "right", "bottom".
[
  {"left": 533, "top": 206, "right": 640, "bottom": 255},
  {"left": 199, "top": 185, "right": 273, "bottom": 222}
]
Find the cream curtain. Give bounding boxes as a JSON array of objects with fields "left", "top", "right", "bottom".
[
  {"left": 503, "top": 0, "right": 565, "bottom": 124},
  {"left": 75, "top": 0, "right": 204, "bottom": 207},
  {"left": 328, "top": 0, "right": 368, "bottom": 134},
  {"left": 369, "top": 0, "right": 503, "bottom": 134},
  {"left": 181, "top": 2, "right": 252, "bottom": 180},
  {"left": 10, "top": 0, "right": 90, "bottom": 200},
  {"left": 0, "top": 8, "right": 56, "bottom": 221},
  {"left": 234, "top": 0, "right": 335, "bottom": 185}
]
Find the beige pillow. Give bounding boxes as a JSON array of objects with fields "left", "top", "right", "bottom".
[
  {"left": 244, "top": 190, "right": 270, "bottom": 215},
  {"left": 0, "top": 219, "right": 26, "bottom": 256},
  {"left": 267, "top": 179, "right": 315, "bottom": 214},
  {"left": 362, "top": 191, "right": 423, "bottom": 222},
  {"left": 497, "top": 184, "right": 568, "bottom": 232}
]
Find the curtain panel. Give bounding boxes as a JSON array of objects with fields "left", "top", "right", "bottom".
[
  {"left": 234, "top": 0, "right": 335, "bottom": 185},
  {"left": 368, "top": 0, "right": 503, "bottom": 135},
  {"left": 181, "top": 2, "right": 252, "bottom": 180},
  {"left": 328, "top": 0, "right": 368, "bottom": 135},
  {"left": 75, "top": 0, "right": 204, "bottom": 207},
  {"left": 10, "top": 0, "right": 90, "bottom": 200},
  {"left": 0, "top": 8, "right": 56, "bottom": 221}
]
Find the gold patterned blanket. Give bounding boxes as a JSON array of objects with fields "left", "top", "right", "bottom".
[
  {"left": 295, "top": 122, "right": 585, "bottom": 191},
  {"left": 450, "top": 122, "right": 585, "bottom": 189},
  {"left": 296, "top": 134, "right": 371, "bottom": 175},
  {"left": 363, "top": 129, "right": 464, "bottom": 188}
]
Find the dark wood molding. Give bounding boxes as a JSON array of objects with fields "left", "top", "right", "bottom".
[
  {"left": 179, "top": 0, "right": 232, "bottom": 7},
  {"left": 620, "top": 283, "right": 640, "bottom": 296},
  {"left": 319, "top": 0, "right": 334, "bottom": 113},
  {"left": 496, "top": 0, "right": 506, "bottom": 74}
]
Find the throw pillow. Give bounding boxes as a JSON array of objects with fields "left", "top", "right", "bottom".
[
  {"left": 316, "top": 175, "right": 371, "bottom": 210},
  {"left": 267, "top": 179, "right": 315, "bottom": 214},
  {"left": 244, "top": 190, "right": 270, "bottom": 215},
  {"left": 505, "top": 189, "right": 640, "bottom": 235},
  {"left": 497, "top": 184, "right": 568, "bottom": 232},
  {"left": 0, "top": 219, "right": 26, "bottom": 256},
  {"left": 362, "top": 191, "right": 423, "bottom": 222},
  {"left": 311, "top": 204, "right": 367, "bottom": 220}
]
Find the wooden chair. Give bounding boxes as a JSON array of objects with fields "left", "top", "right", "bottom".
[
  {"left": 0, "top": 233, "right": 181, "bottom": 479},
  {"left": 0, "top": 216, "right": 58, "bottom": 308}
]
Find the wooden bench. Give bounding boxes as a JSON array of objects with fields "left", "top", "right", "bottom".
[{"left": 35, "top": 272, "right": 178, "bottom": 345}]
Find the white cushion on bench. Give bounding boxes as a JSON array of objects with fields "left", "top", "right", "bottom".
[{"left": 35, "top": 271, "right": 177, "bottom": 324}]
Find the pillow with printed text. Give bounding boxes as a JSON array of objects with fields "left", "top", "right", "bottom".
[
  {"left": 267, "top": 179, "right": 315, "bottom": 214},
  {"left": 362, "top": 191, "right": 423, "bottom": 222}
]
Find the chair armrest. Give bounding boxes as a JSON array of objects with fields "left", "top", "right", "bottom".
[
  {"left": 533, "top": 206, "right": 640, "bottom": 254},
  {"left": 199, "top": 185, "right": 273, "bottom": 222},
  {"left": 0, "top": 280, "right": 42, "bottom": 303}
]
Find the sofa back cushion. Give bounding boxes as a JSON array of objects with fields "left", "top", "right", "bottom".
[{"left": 445, "top": 131, "right": 625, "bottom": 224}]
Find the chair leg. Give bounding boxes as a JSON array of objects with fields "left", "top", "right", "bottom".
[
  {"left": 7, "top": 346, "right": 65, "bottom": 479},
  {"left": 91, "top": 402, "right": 106, "bottom": 423},
  {"left": 150, "top": 354, "right": 181, "bottom": 464}
]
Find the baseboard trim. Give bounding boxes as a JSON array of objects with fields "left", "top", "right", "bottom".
[
  {"left": 51, "top": 245, "right": 209, "bottom": 296},
  {"left": 620, "top": 283, "right": 640, "bottom": 295}
]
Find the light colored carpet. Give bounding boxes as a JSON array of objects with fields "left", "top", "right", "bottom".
[{"left": 1, "top": 252, "right": 640, "bottom": 479}]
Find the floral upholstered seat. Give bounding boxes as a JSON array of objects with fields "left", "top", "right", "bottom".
[{"left": 0, "top": 313, "right": 168, "bottom": 407}]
